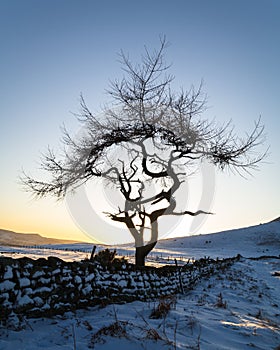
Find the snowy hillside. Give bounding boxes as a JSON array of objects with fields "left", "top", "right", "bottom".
[{"left": 157, "top": 219, "right": 280, "bottom": 259}]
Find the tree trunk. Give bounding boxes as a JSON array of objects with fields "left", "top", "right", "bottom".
[{"left": 135, "top": 241, "right": 157, "bottom": 266}]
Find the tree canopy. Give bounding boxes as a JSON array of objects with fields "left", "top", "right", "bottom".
[{"left": 22, "top": 38, "right": 266, "bottom": 266}]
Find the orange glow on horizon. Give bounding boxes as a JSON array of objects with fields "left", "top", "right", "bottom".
[{"left": 0, "top": 217, "right": 93, "bottom": 243}]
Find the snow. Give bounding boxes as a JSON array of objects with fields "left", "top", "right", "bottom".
[
  {"left": 38, "top": 277, "right": 51, "bottom": 284},
  {"left": 32, "top": 270, "right": 44, "bottom": 279},
  {"left": 0, "top": 220, "right": 280, "bottom": 349},
  {"left": 75, "top": 275, "right": 82, "bottom": 284},
  {"left": 18, "top": 277, "right": 31, "bottom": 288},
  {"left": 17, "top": 294, "right": 34, "bottom": 306},
  {"left": 33, "top": 286, "right": 52, "bottom": 293},
  {"left": 33, "top": 296, "right": 44, "bottom": 306},
  {"left": 155, "top": 220, "right": 280, "bottom": 260},
  {"left": 85, "top": 273, "right": 95, "bottom": 282},
  {"left": 3, "top": 266, "right": 13, "bottom": 280},
  {"left": 0, "top": 280, "right": 15, "bottom": 292}
]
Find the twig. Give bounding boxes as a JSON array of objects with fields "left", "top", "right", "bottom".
[
  {"left": 173, "top": 320, "right": 178, "bottom": 350},
  {"left": 23, "top": 315, "right": 34, "bottom": 332},
  {"left": 72, "top": 324, "right": 77, "bottom": 350}
]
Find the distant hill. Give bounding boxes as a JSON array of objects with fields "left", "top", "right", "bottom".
[{"left": 0, "top": 229, "right": 83, "bottom": 247}]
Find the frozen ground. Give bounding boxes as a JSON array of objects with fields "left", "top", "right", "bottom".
[{"left": 0, "top": 220, "right": 279, "bottom": 349}]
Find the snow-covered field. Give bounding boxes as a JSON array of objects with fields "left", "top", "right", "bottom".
[{"left": 1, "top": 220, "right": 280, "bottom": 349}]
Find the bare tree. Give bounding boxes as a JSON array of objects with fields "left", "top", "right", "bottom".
[{"left": 21, "top": 37, "right": 266, "bottom": 266}]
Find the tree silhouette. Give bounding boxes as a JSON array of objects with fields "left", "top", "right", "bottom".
[{"left": 22, "top": 38, "right": 266, "bottom": 266}]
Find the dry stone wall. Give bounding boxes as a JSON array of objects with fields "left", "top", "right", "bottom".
[{"left": 0, "top": 255, "right": 240, "bottom": 319}]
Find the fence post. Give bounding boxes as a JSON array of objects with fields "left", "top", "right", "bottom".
[
  {"left": 90, "top": 245, "right": 96, "bottom": 261},
  {"left": 175, "top": 259, "right": 184, "bottom": 294}
]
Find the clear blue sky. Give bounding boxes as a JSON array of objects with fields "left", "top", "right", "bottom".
[{"left": 0, "top": 0, "right": 279, "bottom": 243}]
